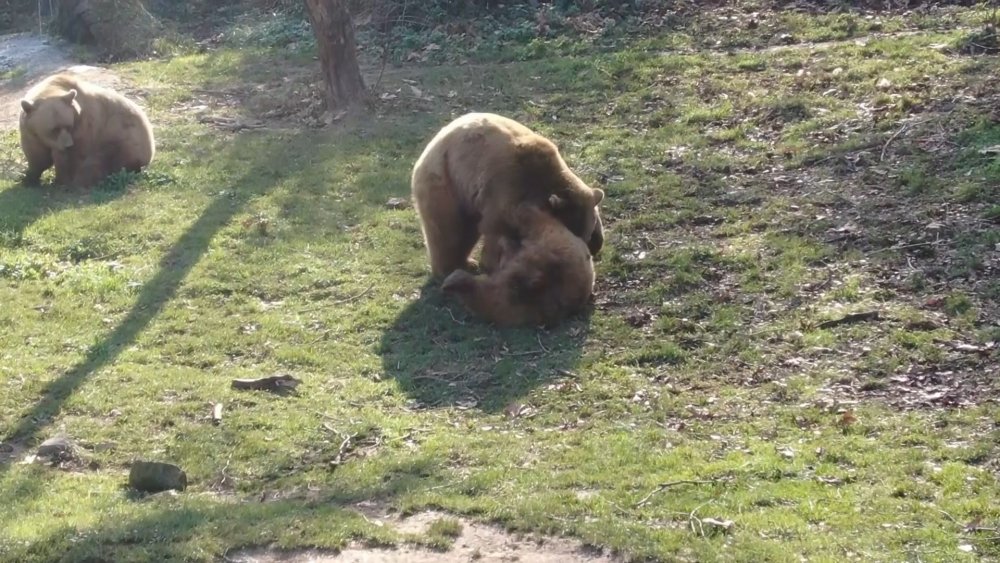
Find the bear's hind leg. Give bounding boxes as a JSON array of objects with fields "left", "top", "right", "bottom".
[{"left": 442, "top": 270, "right": 531, "bottom": 327}]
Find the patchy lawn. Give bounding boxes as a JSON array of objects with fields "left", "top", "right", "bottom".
[{"left": 1, "top": 3, "right": 999, "bottom": 562}]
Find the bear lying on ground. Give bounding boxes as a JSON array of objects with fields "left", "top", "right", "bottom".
[
  {"left": 411, "top": 112, "right": 604, "bottom": 279},
  {"left": 442, "top": 202, "right": 595, "bottom": 327},
  {"left": 19, "top": 73, "right": 155, "bottom": 188}
]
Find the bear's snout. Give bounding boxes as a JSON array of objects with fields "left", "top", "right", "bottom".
[{"left": 57, "top": 130, "right": 74, "bottom": 149}]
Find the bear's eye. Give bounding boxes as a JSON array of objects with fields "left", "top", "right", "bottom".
[{"left": 51, "top": 127, "right": 61, "bottom": 135}]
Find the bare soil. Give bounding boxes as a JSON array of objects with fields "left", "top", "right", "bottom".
[{"left": 228, "top": 506, "right": 619, "bottom": 563}]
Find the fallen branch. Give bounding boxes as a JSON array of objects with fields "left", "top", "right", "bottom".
[
  {"left": 880, "top": 123, "right": 911, "bottom": 162},
  {"left": 816, "top": 311, "right": 880, "bottom": 330},
  {"left": 636, "top": 479, "right": 721, "bottom": 507},
  {"left": 231, "top": 374, "right": 302, "bottom": 393},
  {"left": 880, "top": 118, "right": 929, "bottom": 162},
  {"left": 867, "top": 240, "right": 945, "bottom": 255}
]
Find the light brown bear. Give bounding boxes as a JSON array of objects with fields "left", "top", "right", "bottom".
[
  {"left": 19, "top": 73, "right": 155, "bottom": 188},
  {"left": 442, "top": 202, "right": 594, "bottom": 327},
  {"left": 411, "top": 112, "right": 604, "bottom": 279}
]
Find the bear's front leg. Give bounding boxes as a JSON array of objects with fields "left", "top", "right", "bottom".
[
  {"left": 20, "top": 133, "right": 53, "bottom": 185},
  {"left": 52, "top": 149, "right": 77, "bottom": 187}
]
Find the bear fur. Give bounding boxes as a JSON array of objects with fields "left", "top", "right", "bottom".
[
  {"left": 19, "top": 73, "right": 155, "bottom": 188},
  {"left": 442, "top": 203, "right": 595, "bottom": 327},
  {"left": 411, "top": 112, "right": 604, "bottom": 279}
]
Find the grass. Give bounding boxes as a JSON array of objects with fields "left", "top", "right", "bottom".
[{"left": 1, "top": 4, "right": 1000, "bottom": 562}]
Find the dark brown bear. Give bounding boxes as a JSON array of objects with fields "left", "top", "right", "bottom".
[{"left": 442, "top": 203, "right": 594, "bottom": 327}]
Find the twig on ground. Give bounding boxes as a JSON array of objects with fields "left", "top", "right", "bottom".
[
  {"left": 330, "top": 433, "right": 356, "bottom": 467},
  {"left": 816, "top": 311, "right": 880, "bottom": 329},
  {"left": 445, "top": 307, "right": 466, "bottom": 325},
  {"left": 687, "top": 501, "right": 714, "bottom": 537},
  {"left": 537, "top": 333, "right": 551, "bottom": 353},
  {"left": 881, "top": 123, "right": 911, "bottom": 162},
  {"left": 881, "top": 118, "right": 931, "bottom": 162},
  {"left": 867, "top": 240, "right": 945, "bottom": 255},
  {"left": 332, "top": 284, "right": 375, "bottom": 305},
  {"left": 508, "top": 349, "right": 545, "bottom": 357},
  {"left": 300, "top": 284, "right": 375, "bottom": 313},
  {"left": 937, "top": 508, "right": 960, "bottom": 525},
  {"left": 636, "top": 479, "right": 721, "bottom": 507}
]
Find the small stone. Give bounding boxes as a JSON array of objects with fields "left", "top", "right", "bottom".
[
  {"left": 129, "top": 461, "right": 188, "bottom": 493},
  {"left": 386, "top": 197, "right": 409, "bottom": 210},
  {"left": 876, "top": 77, "right": 892, "bottom": 90},
  {"left": 831, "top": 67, "right": 844, "bottom": 76}
]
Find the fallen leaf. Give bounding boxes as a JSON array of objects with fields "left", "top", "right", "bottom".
[{"left": 838, "top": 410, "right": 857, "bottom": 428}]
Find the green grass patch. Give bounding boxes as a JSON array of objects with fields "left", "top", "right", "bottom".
[{"left": 1, "top": 6, "right": 1000, "bottom": 562}]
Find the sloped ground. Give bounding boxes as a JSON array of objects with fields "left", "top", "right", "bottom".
[
  {"left": 0, "top": 33, "right": 127, "bottom": 128},
  {"left": 0, "top": 3, "right": 999, "bottom": 562}
]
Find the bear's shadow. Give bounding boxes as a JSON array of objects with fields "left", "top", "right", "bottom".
[
  {"left": 378, "top": 280, "right": 593, "bottom": 412},
  {"left": 0, "top": 178, "right": 134, "bottom": 242}
]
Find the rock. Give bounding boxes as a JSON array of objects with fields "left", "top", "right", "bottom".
[
  {"left": 386, "top": 197, "right": 410, "bottom": 210},
  {"left": 129, "top": 461, "right": 187, "bottom": 493},
  {"left": 37, "top": 435, "right": 75, "bottom": 460},
  {"left": 831, "top": 67, "right": 844, "bottom": 76},
  {"left": 876, "top": 77, "right": 892, "bottom": 90}
]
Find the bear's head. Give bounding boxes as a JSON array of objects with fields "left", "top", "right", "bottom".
[
  {"left": 21, "top": 89, "right": 79, "bottom": 151},
  {"left": 548, "top": 187, "right": 604, "bottom": 256}
]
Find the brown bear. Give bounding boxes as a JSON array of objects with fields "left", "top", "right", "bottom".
[
  {"left": 19, "top": 73, "right": 155, "bottom": 188},
  {"left": 441, "top": 202, "right": 595, "bottom": 327},
  {"left": 411, "top": 112, "right": 604, "bottom": 279}
]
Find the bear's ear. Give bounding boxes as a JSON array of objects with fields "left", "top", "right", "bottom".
[
  {"left": 591, "top": 188, "right": 605, "bottom": 206},
  {"left": 62, "top": 89, "right": 78, "bottom": 104},
  {"left": 20, "top": 99, "right": 34, "bottom": 114}
]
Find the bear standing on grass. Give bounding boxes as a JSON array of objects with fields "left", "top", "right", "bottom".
[
  {"left": 19, "top": 73, "right": 155, "bottom": 188},
  {"left": 411, "top": 112, "right": 604, "bottom": 279},
  {"left": 442, "top": 202, "right": 595, "bottom": 327}
]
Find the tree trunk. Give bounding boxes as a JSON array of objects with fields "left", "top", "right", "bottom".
[{"left": 303, "top": 0, "right": 367, "bottom": 112}]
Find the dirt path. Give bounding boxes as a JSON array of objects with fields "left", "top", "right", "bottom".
[
  {"left": 0, "top": 32, "right": 123, "bottom": 130},
  {"left": 230, "top": 509, "right": 618, "bottom": 563}
]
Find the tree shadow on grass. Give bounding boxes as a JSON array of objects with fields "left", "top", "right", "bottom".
[
  {"left": 378, "top": 280, "right": 593, "bottom": 413},
  {"left": 0, "top": 130, "right": 328, "bottom": 464}
]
